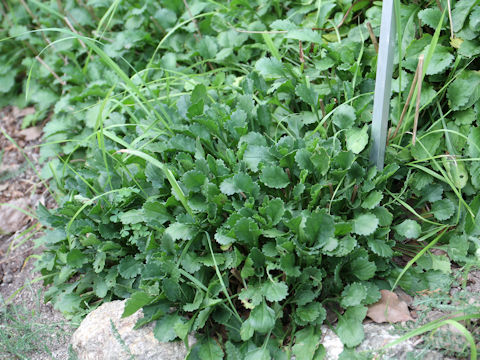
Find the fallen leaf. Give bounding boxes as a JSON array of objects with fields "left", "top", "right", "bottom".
[
  {"left": 0, "top": 198, "right": 31, "bottom": 234},
  {"left": 19, "top": 126, "right": 43, "bottom": 141},
  {"left": 431, "top": 249, "right": 449, "bottom": 258},
  {"left": 13, "top": 106, "right": 35, "bottom": 118},
  {"left": 395, "top": 288, "right": 413, "bottom": 306},
  {"left": 367, "top": 289, "right": 413, "bottom": 323}
]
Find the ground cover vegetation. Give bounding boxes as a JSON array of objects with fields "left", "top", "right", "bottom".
[
  {"left": 1, "top": 0, "right": 480, "bottom": 358},
  {"left": 0, "top": 291, "right": 74, "bottom": 359}
]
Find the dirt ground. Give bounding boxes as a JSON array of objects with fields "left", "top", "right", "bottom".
[
  {"left": 0, "top": 106, "right": 479, "bottom": 359},
  {"left": 0, "top": 106, "right": 75, "bottom": 360}
]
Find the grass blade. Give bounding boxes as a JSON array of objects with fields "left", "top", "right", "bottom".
[
  {"left": 391, "top": 227, "right": 447, "bottom": 291},
  {"left": 117, "top": 149, "right": 194, "bottom": 218}
]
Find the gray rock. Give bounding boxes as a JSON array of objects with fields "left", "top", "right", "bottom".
[
  {"left": 71, "top": 300, "right": 195, "bottom": 360},
  {"left": 321, "top": 326, "right": 344, "bottom": 359},
  {"left": 357, "top": 323, "right": 415, "bottom": 359},
  {"left": 322, "top": 323, "right": 445, "bottom": 360}
]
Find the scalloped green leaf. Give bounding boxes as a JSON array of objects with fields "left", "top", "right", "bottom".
[
  {"left": 336, "top": 306, "right": 367, "bottom": 348},
  {"left": 353, "top": 214, "right": 379, "bottom": 236},
  {"left": 367, "top": 238, "right": 394, "bottom": 257},
  {"left": 255, "top": 57, "right": 285, "bottom": 77},
  {"left": 418, "top": 8, "right": 444, "bottom": 29},
  {"left": 249, "top": 301, "right": 275, "bottom": 334},
  {"left": 425, "top": 45, "right": 454, "bottom": 75},
  {"left": 346, "top": 126, "right": 369, "bottom": 154},
  {"left": 333, "top": 104, "right": 356, "bottom": 129},
  {"left": 262, "top": 281, "right": 288, "bottom": 302},
  {"left": 351, "top": 257, "right": 376, "bottom": 280},
  {"left": 395, "top": 220, "right": 421, "bottom": 239},
  {"left": 340, "top": 283, "right": 367, "bottom": 308},
  {"left": 292, "top": 326, "right": 322, "bottom": 360},
  {"left": 431, "top": 199, "right": 455, "bottom": 220},
  {"left": 260, "top": 165, "right": 289, "bottom": 189},
  {"left": 295, "top": 83, "right": 318, "bottom": 107},
  {"left": 182, "top": 170, "right": 206, "bottom": 192},
  {"left": 362, "top": 191, "right": 383, "bottom": 209}
]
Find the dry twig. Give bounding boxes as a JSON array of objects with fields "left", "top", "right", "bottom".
[
  {"left": 389, "top": 54, "right": 424, "bottom": 142},
  {"left": 64, "top": 17, "right": 87, "bottom": 48},
  {"left": 435, "top": 0, "right": 443, "bottom": 11},
  {"left": 35, "top": 56, "right": 67, "bottom": 86},
  {"left": 183, "top": 0, "right": 202, "bottom": 41},
  {"left": 366, "top": 22, "right": 379, "bottom": 53},
  {"left": 412, "top": 55, "right": 424, "bottom": 145},
  {"left": 299, "top": 41, "right": 305, "bottom": 64}
]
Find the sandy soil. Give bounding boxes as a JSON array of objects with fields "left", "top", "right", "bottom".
[{"left": 0, "top": 106, "right": 75, "bottom": 360}]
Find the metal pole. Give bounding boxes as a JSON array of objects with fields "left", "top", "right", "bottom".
[{"left": 370, "top": 0, "right": 396, "bottom": 170}]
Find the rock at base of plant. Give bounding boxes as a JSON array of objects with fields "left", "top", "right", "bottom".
[
  {"left": 70, "top": 300, "right": 195, "bottom": 360},
  {"left": 321, "top": 326, "right": 344, "bottom": 359},
  {"left": 356, "top": 323, "right": 415, "bottom": 359},
  {"left": 322, "top": 323, "right": 446, "bottom": 360},
  {"left": 357, "top": 323, "right": 446, "bottom": 360}
]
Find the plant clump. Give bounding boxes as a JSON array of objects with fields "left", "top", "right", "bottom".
[{"left": 0, "top": 0, "right": 479, "bottom": 358}]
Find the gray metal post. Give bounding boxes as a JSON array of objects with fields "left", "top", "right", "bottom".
[{"left": 370, "top": 0, "right": 396, "bottom": 170}]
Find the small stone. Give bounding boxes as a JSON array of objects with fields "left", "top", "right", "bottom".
[
  {"left": 2, "top": 273, "right": 13, "bottom": 284},
  {"left": 71, "top": 300, "right": 195, "bottom": 360}
]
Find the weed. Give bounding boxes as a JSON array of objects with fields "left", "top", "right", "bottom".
[
  {"left": 0, "top": 288, "right": 73, "bottom": 360},
  {"left": 1, "top": 0, "right": 479, "bottom": 358},
  {"left": 391, "top": 270, "right": 480, "bottom": 359}
]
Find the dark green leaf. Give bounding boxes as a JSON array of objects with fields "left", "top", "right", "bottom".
[
  {"left": 295, "top": 83, "right": 318, "bottom": 107},
  {"left": 340, "top": 283, "right": 367, "bottom": 308},
  {"left": 123, "top": 292, "right": 155, "bottom": 317},
  {"left": 154, "top": 314, "right": 183, "bottom": 342},
  {"left": 66, "top": 249, "right": 88, "bottom": 268},
  {"left": 118, "top": 256, "right": 142, "bottom": 279},
  {"left": 350, "top": 257, "right": 376, "bottom": 281},
  {"left": 304, "top": 210, "right": 335, "bottom": 246},
  {"left": 336, "top": 306, "right": 367, "bottom": 348},
  {"left": 245, "top": 347, "right": 271, "bottom": 360},
  {"left": 249, "top": 301, "right": 275, "bottom": 334},
  {"left": 262, "top": 281, "right": 288, "bottom": 302},
  {"left": 431, "top": 199, "right": 455, "bottom": 220},
  {"left": 198, "top": 337, "right": 224, "bottom": 360},
  {"left": 292, "top": 326, "right": 322, "bottom": 360}
]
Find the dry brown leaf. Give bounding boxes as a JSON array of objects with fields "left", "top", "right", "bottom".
[
  {"left": 12, "top": 106, "right": 35, "bottom": 119},
  {"left": 19, "top": 126, "right": 43, "bottom": 141},
  {"left": 0, "top": 198, "right": 31, "bottom": 234},
  {"left": 367, "top": 289, "right": 414, "bottom": 323},
  {"left": 395, "top": 288, "right": 413, "bottom": 306}
]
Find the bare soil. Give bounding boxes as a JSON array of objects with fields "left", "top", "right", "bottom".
[{"left": 0, "top": 106, "right": 75, "bottom": 360}]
